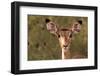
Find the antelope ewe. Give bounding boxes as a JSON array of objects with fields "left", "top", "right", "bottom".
[{"left": 46, "top": 19, "right": 82, "bottom": 59}]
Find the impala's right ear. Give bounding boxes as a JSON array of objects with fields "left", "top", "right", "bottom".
[
  {"left": 45, "top": 18, "right": 58, "bottom": 34},
  {"left": 71, "top": 20, "right": 82, "bottom": 34}
]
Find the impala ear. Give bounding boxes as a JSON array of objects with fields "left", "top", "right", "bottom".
[
  {"left": 45, "top": 18, "right": 58, "bottom": 34},
  {"left": 71, "top": 20, "right": 82, "bottom": 33},
  {"left": 78, "top": 20, "right": 82, "bottom": 25},
  {"left": 46, "top": 18, "right": 50, "bottom": 23}
]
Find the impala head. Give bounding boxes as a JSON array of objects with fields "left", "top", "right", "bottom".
[
  {"left": 58, "top": 29, "right": 72, "bottom": 50},
  {"left": 46, "top": 19, "right": 82, "bottom": 50}
]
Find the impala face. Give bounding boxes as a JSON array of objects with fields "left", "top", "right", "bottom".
[
  {"left": 58, "top": 29, "right": 72, "bottom": 50},
  {"left": 46, "top": 18, "right": 82, "bottom": 59}
]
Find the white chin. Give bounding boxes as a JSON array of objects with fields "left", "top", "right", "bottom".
[{"left": 63, "top": 47, "right": 69, "bottom": 50}]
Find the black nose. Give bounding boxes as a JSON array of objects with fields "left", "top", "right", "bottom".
[{"left": 63, "top": 45, "right": 68, "bottom": 47}]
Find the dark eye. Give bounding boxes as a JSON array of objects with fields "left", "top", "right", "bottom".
[
  {"left": 58, "top": 35, "right": 60, "bottom": 38},
  {"left": 69, "top": 33, "right": 72, "bottom": 38}
]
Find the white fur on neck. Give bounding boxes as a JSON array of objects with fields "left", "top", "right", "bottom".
[{"left": 62, "top": 47, "right": 69, "bottom": 60}]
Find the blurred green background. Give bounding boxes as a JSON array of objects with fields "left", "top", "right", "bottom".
[{"left": 28, "top": 15, "right": 88, "bottom": 60}]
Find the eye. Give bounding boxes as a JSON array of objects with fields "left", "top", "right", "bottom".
[
  {"left": 69, "top": 33, "right": 72, "bottom": 38},
  {"left": 58, "top": 35, "right": 60, "bottom": 38}
]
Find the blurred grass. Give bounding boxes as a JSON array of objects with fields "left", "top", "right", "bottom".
[{"left": 28, "top": 15, "right": 88, "bottom": 60}]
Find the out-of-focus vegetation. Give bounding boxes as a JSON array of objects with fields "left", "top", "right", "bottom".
[{"left": 28, "top": 15, "right": 88, "bottom": 60}]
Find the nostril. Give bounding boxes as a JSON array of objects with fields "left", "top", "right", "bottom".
[{"left": 63, "top": 45, "right": 68, "bottom": 47}]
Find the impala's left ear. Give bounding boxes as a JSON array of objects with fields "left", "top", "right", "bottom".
[
  {"left": 71, "top": 20, "right": 82, "bottom": 33},
  {"left": 45, "top": 18, "right": 59, "bottom": 34}
]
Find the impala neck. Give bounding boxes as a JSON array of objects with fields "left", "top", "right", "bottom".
[{"left": 62, "top": 47, "right": 71, "bottom": 59}]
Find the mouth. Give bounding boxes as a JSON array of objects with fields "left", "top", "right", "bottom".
[
  {"left": 62, "top": 47, "right": 69, "bottom": 52},
  {"left": 63, "top": 46, "right": 69, "bottom": 50}
]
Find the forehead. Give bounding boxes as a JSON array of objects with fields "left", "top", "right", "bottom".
[{"left": 59, "top": 29, "right": 70, "bottom": 36}]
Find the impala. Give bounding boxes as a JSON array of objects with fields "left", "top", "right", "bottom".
[{"left": 46, "top": 19, "right": 82, "bottom": 59}]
